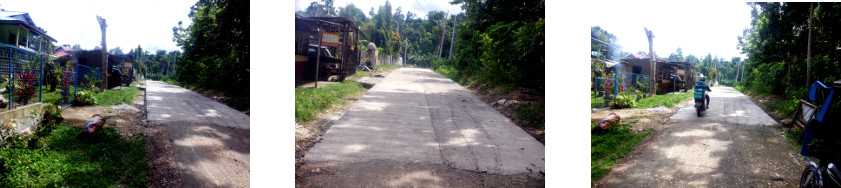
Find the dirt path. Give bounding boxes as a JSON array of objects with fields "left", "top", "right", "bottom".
[
  {"left": 299, "top": 68, "right": 544, "bottom": 186},
  {"left": 146, "top": 81, "right": 250, "bottom": 187},
  {"left": 594, "top": 87, "right": 804, "bottom": 187}
]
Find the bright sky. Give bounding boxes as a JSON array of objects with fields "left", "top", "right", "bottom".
[
  {"left": 2, "top": 0, "right": 197, "bottom": 53},
  {"left": 295, "top": 0, "right": 464, "bottom": 19},
  {"left": 591, "top": 1, "right": 753, "bottom": 60}
]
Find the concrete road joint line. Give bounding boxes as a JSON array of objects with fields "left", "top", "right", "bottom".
[{"left": 422, "top": 74, "right": 451, "bottom": 167}]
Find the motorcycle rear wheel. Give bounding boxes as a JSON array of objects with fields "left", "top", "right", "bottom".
[{"left": 801, "top": 165, "right": 821, "bottom": 188}]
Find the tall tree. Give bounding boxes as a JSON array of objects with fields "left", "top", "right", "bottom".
[
  {"left": 338, "top": 3, "right": 367, "bottom": 23},
  {"left": 173, "top": 0, "right": 249, "bottom": 102},
  {"left": 805, "top": 2, "right": 813, "bottom": 87},
  {"left": 109, "top": 46, "right": 124, "bottom": 55},
  {"left": 645, "top": 27, "right": 655, "bottom": 95},
  {"left": 97, "top": 15, "right": 107, "bottom": 90}
]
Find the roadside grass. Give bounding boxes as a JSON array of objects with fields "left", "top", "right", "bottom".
[
  {"left": 295, "top": 81, "right": 367, "bottom": 123},
  {"left": 764, "top": 98, "right": 798, "bottom": 118},
  {"left": 591, "top": 91, "right": 607, "bottom": 108},
  {"left": 519, "top": 99, "right": 545, "bottom": 133},
  {"left": 94, "top": 87, "right": 141, "bottom": 106},
  {"left": 779, "top": 127, "right": 803, "bottom": 147},
  {"left": 0, "top": 125, "right": 147, "bottom": 187},
  {"left": 376, "top": 64, "right": 398, "bottom": 72},
  {"left": 634, "top": 91, "right": 693, "bottom": 109},
  {"left": 433, "top": 65, "right": 460, "bottom": 83},
  {"left": 350, "top": 71, "right": 374, "bottom": 78},
  {"left": 591, "top": 123, "right": 652, "bottom": 182}
]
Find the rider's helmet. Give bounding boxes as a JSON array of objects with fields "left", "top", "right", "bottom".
[{"left": 699, "top": 75, "right": 706, "bottom": 82}]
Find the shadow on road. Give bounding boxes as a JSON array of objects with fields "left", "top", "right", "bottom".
[{"left": 595, "top": 87, "right": 802, "bottom": 187}]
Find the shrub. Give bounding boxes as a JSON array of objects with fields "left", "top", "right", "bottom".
[
  {"left": 40, "top": 103, "right": 63, "bottom": 133},
  {"left": 73, "top": 90, "right": 97, "bottom": 106}
]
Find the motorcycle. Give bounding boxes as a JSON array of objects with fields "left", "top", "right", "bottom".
[
  {"left": 800, "top": 80, "right": 841, "bottom": 188},
  {"left": 694, "top": 85, "right": 708, "bottom": 117}
]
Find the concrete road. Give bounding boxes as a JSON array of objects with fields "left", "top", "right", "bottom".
[
  {"left": 595, "top": 87, "right": 803, "bottom": 187},
  {"left": 304, "top": 68, "right": 544, "bottom": 176},
  {"left": 147, "top": 81, "right": 250, "bottom": 187}
]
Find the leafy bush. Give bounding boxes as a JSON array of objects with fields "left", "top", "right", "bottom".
[
  {"left": 0, "top": 119, "right": 36, "bottom": 149},
  {"left": 40, "top": 103, "right": 63, "bottom": 133},
  {"left": 433, "top": 60, "right": 460, "bottom": 81},
  {"left": 613, "top": 93, "right": 636, "bottom": 109},
  {"left": 73, "top": 90, "right": 97, "bottom": 106},
  {"left": 746, "top": 63, "right": 786, "bottom": 95}
]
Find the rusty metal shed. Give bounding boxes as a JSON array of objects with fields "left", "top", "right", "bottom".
[
  {"left": 620, "top": 54, "right": 695, "bottom": 93},
  {"left": 294, "top": 14, "right": 359, "bottom": 83}
]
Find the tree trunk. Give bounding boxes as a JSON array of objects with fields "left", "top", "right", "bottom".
[
  {"left": 645, "top": 27, "right": 655, "bottom": 96},
  {"left": 98, "top": 16, "right": 108, "bottom": 91},
  {"left": 806, "top": 3, "right": 813, "bottom": 87},
  {"left": 449, "top": 16, "right": 457, "bottom": 59}
]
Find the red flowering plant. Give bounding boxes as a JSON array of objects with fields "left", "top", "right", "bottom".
[{"left": 13, "top": 71, "right": 39, "bottom": 105}]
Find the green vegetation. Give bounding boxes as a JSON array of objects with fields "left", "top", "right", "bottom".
[
  {"left": 93, "top": 87, "right": 141, "bottom": 106},
  {"left": 634, "top": 91, "right": 693, "bottom": 109},
  {"left": 295, "top": 81, "right": 367, "bottom": 123},
  {"left": 780, "top": 127, "right": 803, "bottom": 147},
  {"left": 519, "top": 99, "right": 545, "bottom": 131},
  {"left": 737, "top": 3, "right": 841, "bottom": 116},
  {"left": 591, "top": 123, "right": 651, "bottom": 182},
  {"left": 171, "top": 0, "right": 248, "bottom": 98},
  {"left": 0, "top": 125, "right": 147, "bottom": 187},
  {"left": 375, "top": 64, "right": 398, "bottom": 72},
  {"left": 350, "top": 71, "right": 374, "bottom": 78}
]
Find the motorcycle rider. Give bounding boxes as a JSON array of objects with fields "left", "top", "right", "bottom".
[{"left": 696, "top": 75, "right": 712, "bottom": 109}]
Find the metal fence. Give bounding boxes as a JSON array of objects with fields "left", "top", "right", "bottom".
[
  {"left": 59, "top": 69, "right": 76, "bottom": 109},
  {"left": 77, "top": 64, "right": 101, "bottom": 91},
  {"left": 592, "top": 70, "right": 651, "bottom": 110},
  {"left": 59, "top": 64, "right": 101, "bottom": 109},
  {"left": 0, "top": 43, "right": 43, "bottom": 110}
]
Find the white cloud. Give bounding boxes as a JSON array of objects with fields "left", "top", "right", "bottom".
[
  {"left": 591, "top": 1, "right": 752, "bottom": 60},
  {"left": 3, "top": 0, "right": 196, "bottom": 52}
]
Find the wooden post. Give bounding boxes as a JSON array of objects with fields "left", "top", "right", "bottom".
[
  {"left": 15, "top": 25, "right": 19, "bottom": 47},
  {"left": 315, "top": 27, "right": 323, "bottom": 88}
]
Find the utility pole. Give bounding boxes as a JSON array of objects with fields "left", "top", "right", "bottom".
[
  {"left": 97, "top": 15, "right": 108, "bottom": 91},
  {"left": 449, "top": 15, "right": 457, "bottom": 59},
  {"left": 645, "top": 27, "right": 655, "bottom": 96}
]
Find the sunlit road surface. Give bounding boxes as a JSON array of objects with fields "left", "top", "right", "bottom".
[
  {"left": 304, "top": 68, "right": 544, "bottom": 176},
  {"left": 147, "top": 80, "right": 250, "bottom": 187},
  {"left": 596, "top": 87, "right": 802, "bottom": 187}
]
